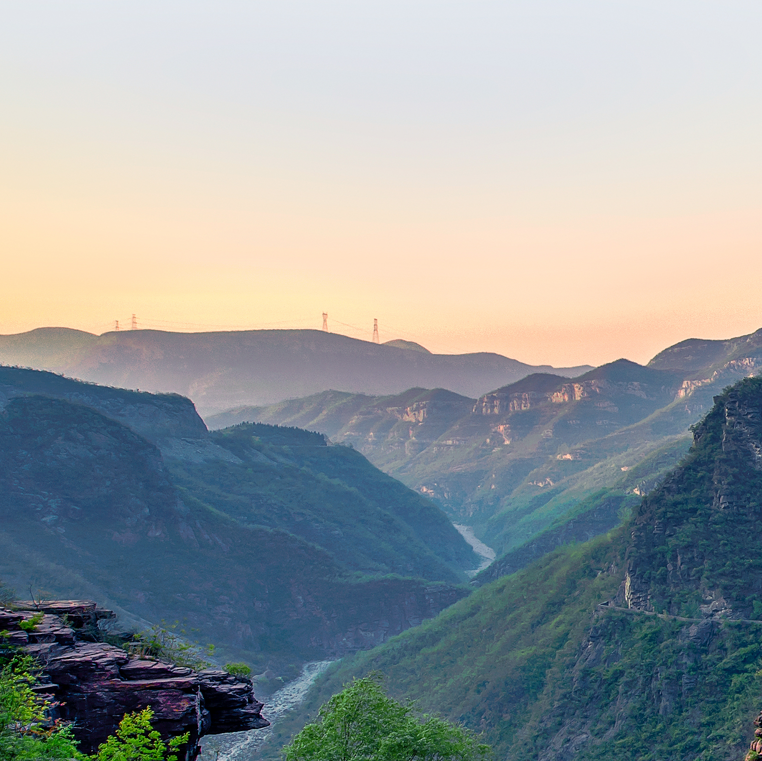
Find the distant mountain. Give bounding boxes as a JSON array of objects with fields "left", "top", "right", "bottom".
[
  {"left": 0, "top": 367, "right": 474, "bottom": 679},
  {"left": 207, "top": 361, "right": 689, "bottom": 556},
  {"left": 275, "top": 376, "right": 762, "bottom": 761},
  {"left": 382, "top": 339, "right": 431, "bottom": 353},
  {"left": 648, "top": 326, "right": 762, "bottom": 376},
  {"left": 210, "top": 331, "right": 762, "bottom": 579},
  {"left": 0, "top": 328, "right": 591, "bottom": 415}
]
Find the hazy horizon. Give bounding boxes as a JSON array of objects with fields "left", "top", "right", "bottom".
[{"left": 3, "top": 1, "right": 761, "bottom": 366}]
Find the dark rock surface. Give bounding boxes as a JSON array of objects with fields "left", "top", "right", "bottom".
[{"left": 0, "top": 601, "right": 268, "bottom": 759}]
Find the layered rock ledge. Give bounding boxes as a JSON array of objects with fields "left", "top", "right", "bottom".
[{"left": 0, "top": 600, "right": 268, "bottom": 759}]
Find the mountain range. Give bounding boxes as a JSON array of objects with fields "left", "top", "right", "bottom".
[
  {"left": 0, "top": 366, "right": 475, "bottom": 684},
  {"left": 5, "top": 326, "right": 762, "bottom": 757},
  {"left": 0, "top": 327, "right": 591, "bottom": 415},
  {"left": 266, "top": 375, "right": 762, "bottom": 760},
  {"left": 209, "top": 327, "right": 762, "bottom": 590}
]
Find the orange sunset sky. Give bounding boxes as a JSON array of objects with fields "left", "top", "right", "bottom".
[{"left": 2, "top": 1, "right": 761, "bottom": 367}]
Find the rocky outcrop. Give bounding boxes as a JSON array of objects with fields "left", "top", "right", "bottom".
[
  {"left": 0, "top": 601, "right": 267, "bottom": 759},
  {"left": 744, "top": 711, "right": 762, "bottom": 760},
  {"left": 474, "top": 367, "right": 680, "bottom": 417}
]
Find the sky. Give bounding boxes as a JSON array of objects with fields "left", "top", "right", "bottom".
[{"left": 2, "top": 1, "right": 761, "bottom": 367}]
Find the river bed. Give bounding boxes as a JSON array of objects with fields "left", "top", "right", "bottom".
[
  {"left": 200, "top": 524, "right": 493, "bottom": 758},
  {"left": 453, "top": 523, "right": 496, "bottom": 577},
  {"left": 199, "top": 660, "right": 334, "bottom": 761}
]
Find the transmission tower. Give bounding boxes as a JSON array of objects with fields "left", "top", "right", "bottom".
[
  {"left": 322, "top": 312, "right": 328, "bottom": 331},
  {"left": 131, "top": 314, "right": 137, "bottom": 330},
  {"left": 114, "top": 320, "right": 120, "bottom": 331},
  {"left": 372, "top": 318, "right": 379, "bottom": 343}
]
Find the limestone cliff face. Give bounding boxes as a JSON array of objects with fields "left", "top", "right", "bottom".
[
  {"left": 0, "top": 601, "right": 267, "bottom": 759},
  {"left": 474, "top": 376, "right": 679, "bottom": 417},
  {"left": 622, "top": 378, "right": 762, "bottom": 617}
]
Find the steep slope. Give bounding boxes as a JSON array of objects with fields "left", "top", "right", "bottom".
[
  {"left": 0, "top": 366, "right": 473, "bottom": 581},
  {"left": 649, "top": 327, "right": 762, "bottom": 377},
  {"left": 168, "top": 422, "right": 476, "bottom": 579},
  {"left": 0, "top": 368, "right": 474, "bottom": 678},
  {"left": 210, "top": 362, "right": 688, "bottom": 556},
  {"left": 0, "top": 364, "right": 207, "bottom": 442},
  {"left": 217, "top": 339, "right": 762, "bottom": 577},
  {"left": 276, "top": 376, "right": 762, "bottom": 761},
  {"left": 0, "top": 327, "right": 591, "bottom": 414}
]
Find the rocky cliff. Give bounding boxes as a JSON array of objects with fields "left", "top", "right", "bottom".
[
  {"left": 0, "top": 365, "right": 208, "bottom": 443},
  {"left": 0, "top": 600, "right": 268, "bottom": 759}
]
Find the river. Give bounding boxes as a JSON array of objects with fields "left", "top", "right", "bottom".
[
  {"left": 453, "top": 523, "right": 496, "bottom": 577},
  {"left": 199, "top": 523, "right": 493, "bottom": 758},
  {"left": 198, "top": 660, "right": 334, "bottom": 761}
]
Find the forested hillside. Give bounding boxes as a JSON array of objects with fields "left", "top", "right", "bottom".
[
  {"left": 0, "top": 367, "right": 475, "bottom": 681},
  {"left": 268, "top": 376, "right": 762, "bottom": 760}
]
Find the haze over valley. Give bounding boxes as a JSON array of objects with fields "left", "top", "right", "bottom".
[{"left": 3, "top": 1, "right": 762, "bottom": 758}]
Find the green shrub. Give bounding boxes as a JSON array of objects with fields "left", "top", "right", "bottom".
[
  {"left": 0, "top": 655, "right": 84, "bottom": 759},
  {"left": 284, "top": 675, "right": 491, "bottom": 761},
  {"left": 91, "top": 707, "right": 188, "bottom": 761},
  {"left": 125, "top": 627, "right": 210, "bottom": 670},
  {"left": 18, "top": 613, "right": 44, "bottom": 633},
  {"left": 224, "top": 662, "right": 252, "bottom": 677}
]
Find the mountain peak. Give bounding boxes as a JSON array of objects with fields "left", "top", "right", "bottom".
[{"left": 382, "top": 339, "right": 431, "bottom": 354}]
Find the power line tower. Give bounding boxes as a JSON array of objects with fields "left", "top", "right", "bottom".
[
  {"left": 114, "top": 320, "right": 120, "bottom": 331},
  {"left": 372, "top": 318, "right": 379, "bottom": 344},
  {"left": 131, "top": 314, "right": 137, "bottom": 330},
  {"left": 322, "top": 312, "right": 328, "bottom": 331}
]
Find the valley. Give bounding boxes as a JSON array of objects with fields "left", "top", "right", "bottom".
[
  {"left": 4, "top": 326, "right": 762, "bottom": 760},
  {"left": 212, "top": 329, "right": 762, "bottom": 592},
  {"left": 269, "top": 376, "right": 762, "bottom": 760}
]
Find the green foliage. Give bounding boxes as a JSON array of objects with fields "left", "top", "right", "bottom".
[
  {"left": 224, "top": 662, "right": 252, "bottom": 677},
  {"left": 18, "top": 613, "right": 44, "bottom": 632},
  {"left": 91, "top": 708, "right": 188, "bottom": 761},
  {"left": 1, "top": 658, "right": 190, "bottom": 761},
  {"left": 125, "top": 626, "right": 211, "bottom": 670},
  {"left": 0, "top": 655, "right": 84, "bottom": 760},
  {"left": 284, "top": 676, "right": 490, "bottom": 761}
]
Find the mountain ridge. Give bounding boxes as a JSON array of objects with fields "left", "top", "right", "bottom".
[
  {"left": 269, "top": 376, "right": 762, "bottom": 761},
  {"left": 0, "top": 327, "right": 592, "bottom": 414},
  {"left": 0, "top": 366, "right": 475, "bottom": 680}
]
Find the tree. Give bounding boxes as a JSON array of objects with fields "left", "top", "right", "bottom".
[
  {"left": 0, "top": 655, "right": 83, "bottom": 760},
  {"left": 1, "top": 656, "right": 188, "bottom": 761},
  {"left": 283, "top": 676, "right": 491, "bottom": 761},
  {"left": 91, "top": 708, "right": 188, "bottom": 761}
]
